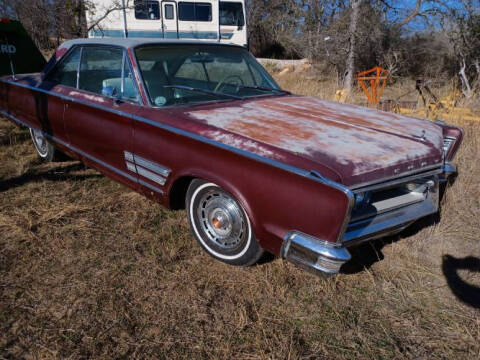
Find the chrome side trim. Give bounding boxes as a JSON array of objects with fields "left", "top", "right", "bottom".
[
  {"left": 139, "top": 179, "right": 164, "bottom": 194},
  {"left": 0, "top": 109, "right": 164, "bottom": 195},
  {"left": 133, "top": 154, "right": 171, "bottom": 178},
  {"left": 135, "top": 165, "right": 167, "bottom": 186},
  {"left": 1, "top": 79, "right": 354, "bottom": 241},
  {"left": 124, "top": 151, "right": 134, "bottom": 162},
  {"left": 126, "top": 160, "right": 137, "bottom": 173},
  {"left": 123, "top": 151, "right": 170, "bottom": 186}
]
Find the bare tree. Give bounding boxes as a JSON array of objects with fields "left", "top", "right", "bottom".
[
  {"left": 86, "top": 0, "right": 134, "bottom": 34},
  {"left": 446, "top": 1, "right": 480, "bottom": 97},
  {"left": 341, "top": 0, "right": 456, "bottom": 94},
  {"left": 343, "top": 0, "right": 362, "bottom": 94}
]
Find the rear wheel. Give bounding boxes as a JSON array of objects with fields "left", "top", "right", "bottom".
[
  {"left": 186, "top": 179, "right": 264, "bottom": 266},
  {"left": 30, "top": 128, "right": 59, "bottom": 162}
]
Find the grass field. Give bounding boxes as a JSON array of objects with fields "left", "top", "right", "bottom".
[{"left": 0, "top": 75, "right": 479, "bottom": 359}]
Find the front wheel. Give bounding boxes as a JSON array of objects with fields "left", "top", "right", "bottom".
[
  {"left": 29, "top": 128, "right": 59, "bottom": 162},
  {"left": 186, "top": 179, "right": 264, "bottom": 266}
]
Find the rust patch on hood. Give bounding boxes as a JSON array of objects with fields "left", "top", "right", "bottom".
[
  {"left": 228, "top": 115, "right": 314, "bottom": 144},
  {"left": 187, "top": 96, "right": 444, "bottom": 178}
]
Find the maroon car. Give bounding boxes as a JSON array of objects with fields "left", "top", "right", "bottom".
[{"left": 0, "top": 38, "right": 463, "bottom": 276}]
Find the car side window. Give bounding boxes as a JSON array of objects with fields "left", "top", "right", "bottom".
[
  {"left": 79, "top": 46, "right": 123, "bottom": 96},
  {"left": 47, "top": 47, "right": 81, "bottom": 88}
]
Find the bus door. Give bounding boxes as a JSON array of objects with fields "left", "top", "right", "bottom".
[
  {"left": 219, "top": 1, "right": 247, "bottom": 46},
  {"left": 162, "top": 1, "right": 178, "bottom": 38}
]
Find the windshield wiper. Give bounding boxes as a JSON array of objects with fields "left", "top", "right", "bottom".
[
  {"left": 164, "top": 85, "right": 243, "bottom": 100},
  {"left": 236, "top": 85, "right": 291, "bottom": 95}
]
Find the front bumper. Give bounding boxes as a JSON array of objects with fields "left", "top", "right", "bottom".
[
  {"left": 282, "top": 167, "right": 454, "bottom": 277},
  {"left": 439, "top": 162, "right": 456, "bottom": 182}
]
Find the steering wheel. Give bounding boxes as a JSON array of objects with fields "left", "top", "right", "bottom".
[{"left": 214, "top": 75, "right": 244, "bottom": 93}]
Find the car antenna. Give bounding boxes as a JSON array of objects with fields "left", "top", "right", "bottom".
[{"left": 2, "top": 34, "right": 16, "bottom": 80}]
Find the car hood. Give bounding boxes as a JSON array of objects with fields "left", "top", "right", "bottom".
[{"left": 183, "top": 95, "right": 444, "bottom": 187}]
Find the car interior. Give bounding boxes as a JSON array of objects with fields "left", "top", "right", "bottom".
[{"left": 46, "top": 44, "right": 279, "bottom": 107}]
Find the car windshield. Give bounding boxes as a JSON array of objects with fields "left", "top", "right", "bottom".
[{"left": 135, "top": 44, "right": 284, "bottom": 107}]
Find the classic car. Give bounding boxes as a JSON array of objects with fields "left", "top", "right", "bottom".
[{"left": 0, "top": 38, "right": 463, "bottom": 276}]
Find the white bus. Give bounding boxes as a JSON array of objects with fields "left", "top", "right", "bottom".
[{"left": 87, "top": 0, "right": 247, "bottom": 47}]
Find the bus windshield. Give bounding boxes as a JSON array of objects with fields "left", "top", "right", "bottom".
[
  {"left": 220, "top": 2, "right": 245, "bottom": 26},
  {"left": 135, "top": 44, "right": 284, "bottom": 107}
]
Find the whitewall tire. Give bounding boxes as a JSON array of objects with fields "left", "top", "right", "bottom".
[
  {"left": 29, "top": 128, "right": 58, "bottom": 162},
  {"left": 186, "top": 179, "right": 264, "bottom": 266}
]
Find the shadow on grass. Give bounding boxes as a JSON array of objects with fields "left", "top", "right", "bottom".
[
  {"left": 0, "top": 130, "right": 30, "bottom": 146},
  {"left": 255, "top": 212, "right": 444, "bottom": 275},
  {"left": 341, "top": 213, "right": 441, "bottom": 275},
  {"left": 0, "top": 162, "right": 101, "bottom": 192},
  {"left": 341, "top": 179, "right": 458, "bottom": 275},
  {"left": 442, "top": 255, "right": 480, "bottom": 309},
  {"left": 257, "top": 251, "right": 276, "bottom": 265}
]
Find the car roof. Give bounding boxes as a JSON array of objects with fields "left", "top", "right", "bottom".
[{"left": 60, "top": 38, "right": 242, "bottom": 50}]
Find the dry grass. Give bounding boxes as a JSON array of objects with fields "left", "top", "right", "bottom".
[{"left": 0, "top": 76, "right": 479, "bottom": 359}]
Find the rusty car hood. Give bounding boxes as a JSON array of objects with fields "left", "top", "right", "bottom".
[{"left": 181, "top": 95, "right": 444, "bottom": 187}]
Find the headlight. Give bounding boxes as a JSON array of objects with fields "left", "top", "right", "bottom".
[
  {"left": 354, "top": 191, "right": 372, "bottom": 208},
  {"left": 442, "top": 136, "right": 456, "bottom": 158}
]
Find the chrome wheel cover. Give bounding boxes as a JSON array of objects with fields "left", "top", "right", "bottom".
[
  {"left": 31, "top": 129, "right": 48, "bottom": 157},
  {"left": 190, "top": 182, "right": 252, "bottom": 260},
  {"left": 196, "top": 189, "right": 246, "bottom": 249}
]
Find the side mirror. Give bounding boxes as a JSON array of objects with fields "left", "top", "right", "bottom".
[{"left": 101, "top": 85, "right": 118, "bottom": 99}]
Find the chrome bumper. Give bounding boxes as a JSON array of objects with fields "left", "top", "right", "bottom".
[
  {"left": 283, "top": 167, "right": 455, "bottom": 277},
  {"left": 282, "top": 231, "right": 351, "bottom": 275},
  {"left": 439, "top": 162, "right": 456, "bottom": 182}
]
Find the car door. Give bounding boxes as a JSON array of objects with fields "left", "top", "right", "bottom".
[
  {"left": 63, "top": 45, "right": 141, "bottom": 190},
  {"left": 177, "top": 1, "right": 197, "bottom": 39},
  {"left": 162, "top": 1, "right": 178, "bottom": 38},
  {"left": 16, "top": 46, "right": 83, "bottom": 145}
]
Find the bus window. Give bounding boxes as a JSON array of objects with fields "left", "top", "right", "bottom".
[
  {"left": 219, "top": 2, "right": 244, "bottom": 26},
  {"left": 164, "top": 4, "right": 174, "bottom": 19},
  {"left": 134, "top": 0, "right": 160, "bottom": 20},
  {"left": 178, "top": 2, "right": 212, "bottom": 22}
]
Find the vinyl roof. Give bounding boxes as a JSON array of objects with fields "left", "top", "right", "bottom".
[{"left": 60, "top": 38, "right": 241, "bottom": 50}]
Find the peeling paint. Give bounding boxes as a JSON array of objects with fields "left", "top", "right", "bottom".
[
  {"left": 69, "top": 91, "right": 106, "bottom": 103},
  {"left": 204, "top": 130, "right": 283, "bottom": 159},
  {"left": 187, "top": 96, "right": 443, "bottom": 177}
]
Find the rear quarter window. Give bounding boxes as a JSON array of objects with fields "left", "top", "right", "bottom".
[{"left": 46, "top": 47, "right": 81, "bottom": 88}]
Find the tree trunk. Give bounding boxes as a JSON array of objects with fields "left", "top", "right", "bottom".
[
  {"left": 459, "top": 58, "right": 473, "bottom": 97},
  {"left": 75, "top": 0, "right": 88, "bottom": 37},
  {"left": 343, "top": 0, "right": 362, "bottom": 96},
  {"left": 474, "top": 58, "right": 480, "bottom": 90}
]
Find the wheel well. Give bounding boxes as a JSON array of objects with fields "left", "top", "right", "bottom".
[{"left": 169, "top": 176, "right": 195, "bottom": 210}]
